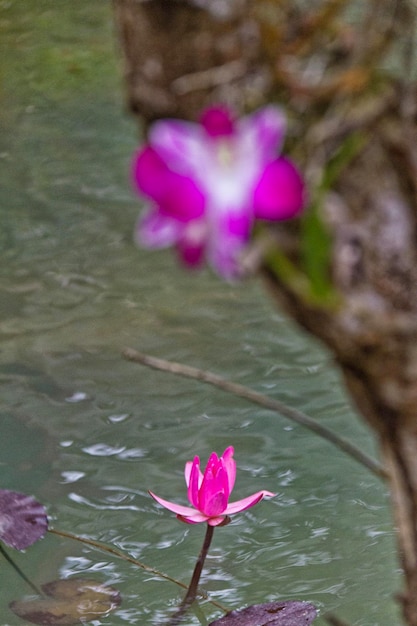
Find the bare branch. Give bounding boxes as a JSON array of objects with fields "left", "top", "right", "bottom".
[{"left": 122, "top": 348, "right": 386, "bottom": 478}]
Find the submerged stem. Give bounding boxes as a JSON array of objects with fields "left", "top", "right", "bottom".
[
  {"left": 184, "top": 523, "right": 215, "bottom": 606},
  {"left": 0, "top": 544, "right": 42, "bottom": 596},
  {"left": 167, "top": 523, "right": 215, "bottom": 626}
]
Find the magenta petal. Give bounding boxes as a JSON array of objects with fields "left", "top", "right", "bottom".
[
  {"left": 187, "top": 457, "right": 201, "bottom": 508},
  {"left": 133, "top": 147, "right": 206, "bottom": 222},
  {"left": 208, "top": 210, "right": 252, "bottom": 280},
  {"left": 176, "top": 218, "right": 206, "bottom": 267},
  {"left": 132, "top": 146, "right": 169, "bottom": 202},
  {"left": 181, "top": 513, "right": 208, "bottom": 522},
  {"left": 148, "top": 491, "right": 198, "bottom": 518},
  {"left": 177, "top": 512, "right": 229, "bottom": 525},
  {"left": 177, "top": 240, "right": 205, "bottom": 267},
  {"left": 207, "top": 516, "right": 228, "bottom": 527},
  {"left": 184, "top": 460, "right": 193, "bottom": 488},
  {"left": 162, "top": 173, "right": 206, "bottom": 222},
  {"left": 200, "top": 106, "right": 235, "bottom": 137},
  {"left": 227, "top": 212, "right": 252, "bottom": 238},
  {"left": 221, "top": 447, "right": 236, "bottom": 493},
  {"left": 177, "top": 512, "right": 227, "bottom": 526},
  {"left": 199, "top": 454, "right": 229, "bottom": 516},
  {"left": 209, "top": 243, "right": 245, "bottom": 281},
  {"left": 201, "top": 491, "right": 228, "bottom": 517},
  {"left": 253, "top": 157, "right": 305, "bottom": 220},
  {"left": 239, "top": 106, "right": 286, "bottom": 160},
  {"left": 150, "top": 119, "right": 204, "bottom": 177},
  {"left": 135, "top": 209, "right": 182, "bottom": 249},
  {"left": 185, "top": 459, "right": 204, "bottom": 489},
  {"left": 225, "top": 490, "right": 275, "bottom": 515}
]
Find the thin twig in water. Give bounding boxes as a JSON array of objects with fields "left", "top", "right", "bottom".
[
  {"left": 0, "top": 544, "right": 42, "bottom": 596},
  {"left": 48, "top": 527, "right": 228, "bottom": 614},
  {"left": 122, "top": 348, "right": 386, "bottom": 479}
]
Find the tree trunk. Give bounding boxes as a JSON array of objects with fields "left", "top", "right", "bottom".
[
  {"left": 112, "top": 0, "right": 271, "bottom": 124},
  {"left": 262, "top": 100, "right": 417, "bottom": 623},
  {"left": 112, "top": 1, "right": 417, "bottom": 622}
]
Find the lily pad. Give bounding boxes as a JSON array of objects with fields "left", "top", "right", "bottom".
[
  {"left": 0, "top": 489, "right": 48, "bottom": 550},
  {"left": 10, "top": 578, "right": 121, "bottom": 625},
  {"left": 209, "top": 601, "right": 317, "bottom": 626}
]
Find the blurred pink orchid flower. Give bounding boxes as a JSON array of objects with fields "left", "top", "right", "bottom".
[
  {"left": 131, "top": 105, "right": 305, "bottom": 280},
  {"left": 149, "top": 446, "right": 275, "bottom": 526}
]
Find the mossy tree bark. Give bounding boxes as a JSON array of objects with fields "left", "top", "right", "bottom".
[
  {"left": 262, "top": 109, "right": 417, "bottom": 623},
  {"left": 112, "top": 1, "right": 417, "bottom": 622},
  {"left": 112, "top": 0, "right": 270, "bottom": 124}
]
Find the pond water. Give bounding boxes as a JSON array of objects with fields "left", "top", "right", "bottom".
[{"left": 0, "top": 2, "right": 400, "bottom": 625}]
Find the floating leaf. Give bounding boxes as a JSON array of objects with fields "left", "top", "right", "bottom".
[
  {"left": 209, "top": 601, "right": 317, "bottom": 626},
  {"left": 0, "top": 489, "right": 48, "bottom": 550},
  {"left": 10, "top": 578, "right": 121, "bottom": 625}
]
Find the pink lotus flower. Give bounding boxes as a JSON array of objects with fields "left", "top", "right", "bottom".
[
  {"left": 131, "top": 105, "right": 305, "bottom": 280},
  {"left": 149, "top": 446, "right": 275, "bottom": 526}
]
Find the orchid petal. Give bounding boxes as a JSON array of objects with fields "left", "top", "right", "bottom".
[
  {"left": 132, "top": 147, "right": 169, "bottom": 202},
  {"left": 133, "top": 146, "right": 205, "bottom": 221},
  {"left": 208, "top": 209, "right": 253, "bottom": 280},
  {"left": 177, "top": 240, "right": 205, "bottom": 267},
  {"left": 209, "top": 243, "right": 245, "bottom": 281},
  {"left": 148, "top": 491, "right": 198, "bottom": 518},
  {"left": 150, "top": 119, "right": 206, "bottom": 178},
  {"left": 135, "top": 209, "right": 182, "bottom": 249},
  {"left": 238, "top": 106, "right": 286, "bottom": 162},
  {"left": 225, "top": 490, "right": 275, "bottom": 515},
  {"left": 133, "top": 104, "right": 306, "bottom": 280},
  {"left": 253, "top": 157, "right": 305, "bottom": 220},
  {"left": 225, "top": 211, "right": 253, "bottom": 239},
  {"left": 161, "top": 174, "right": 205, "bottom": 221},
  {"left": 177, "top": 219, "right": 206, "bottom": 267},
  {"left": 200, "top": 106, "right": 235, "bottom": 137}
]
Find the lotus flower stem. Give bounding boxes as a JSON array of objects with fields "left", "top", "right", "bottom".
[
  {"left": 183, "top": 522, "right": 215, "bottom": 605},
  {"left": 167, "top": 523, "right": 215, "bottom": 626}
]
